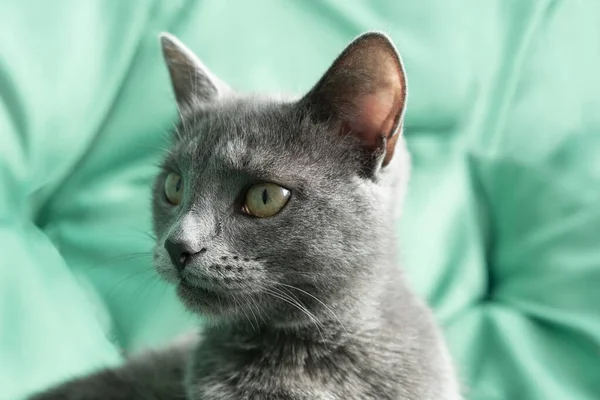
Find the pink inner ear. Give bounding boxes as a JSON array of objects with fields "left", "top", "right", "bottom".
[
  {"left": 348, "top": 87, "right": 403, "bottom": 152},
  {"left": 303, "top": 33, "right": 407, "bottom": 168}
]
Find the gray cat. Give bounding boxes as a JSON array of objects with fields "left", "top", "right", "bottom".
[{"left": 29, "top": 32, "right": 462, "bottom": 400}]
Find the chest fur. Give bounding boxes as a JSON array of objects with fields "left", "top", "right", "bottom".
[{"left": 186, "top": 338, "right": 409, "bottom": 400}]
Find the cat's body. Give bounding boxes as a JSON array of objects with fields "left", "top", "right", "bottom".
[
  {"left": 30, "top": 32, "right": 462, "bottom": 400},
  {"left": 189, "top": 268, "right": 457, "bottom": 400}
]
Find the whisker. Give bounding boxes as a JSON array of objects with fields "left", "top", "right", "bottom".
[
  {"left": 269, "top": 286, "right": 326, "bottom": 332},
  {"left": 102, "top": 269, "right": 159, "bottom": 301},
  {"left": 261, "top": 287, "right": 325, "bottom": 341},
  {"left": 103, "top": 252, "right": 154, "bottom": 263},
  {"left": 234, "top": 295, "right": 256, "bottom": 332},
  {"left": 271, "top": 281, "right": 349, "bottom": 335},
  {"left": 267, "top": 270, "right": 371, "bottom": 282},
  {"left": 242, "top": 293, "right": 261, "bottom": 328}
]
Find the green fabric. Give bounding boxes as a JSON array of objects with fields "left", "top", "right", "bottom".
[{"left": 1, "top": 1, "right": 599, "bottom": 399}]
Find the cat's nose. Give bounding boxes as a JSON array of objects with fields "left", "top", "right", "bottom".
[{"left": 164, "top": 238, "right": 204, "bottom": 271}]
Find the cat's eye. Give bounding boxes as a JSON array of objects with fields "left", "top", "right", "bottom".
[
  {"left": 164, "top": 172, "right": 184, "bottom": 205},
  {"left": 242, "top": 183, "right": 291, "bottom": 218}
]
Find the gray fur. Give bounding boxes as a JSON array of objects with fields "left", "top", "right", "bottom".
[{"left": 29, "top": 32, "right": 462, "bottom": 400}]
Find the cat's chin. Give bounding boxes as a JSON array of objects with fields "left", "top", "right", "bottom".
[{"left": 176, "top": 280, "right": 251, "bottom": 317}]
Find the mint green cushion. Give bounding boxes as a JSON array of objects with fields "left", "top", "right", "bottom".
[{"left": 1, "top": 1, "right": 599, "bottom": 399}]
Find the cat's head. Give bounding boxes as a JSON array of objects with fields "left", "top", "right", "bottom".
[{"left": 152, "top": 32, "right": 409, "bottom": 327}]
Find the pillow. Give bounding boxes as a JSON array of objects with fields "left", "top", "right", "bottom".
[{"left": 1, "top": 1, "right": 598, "bottom": 399}]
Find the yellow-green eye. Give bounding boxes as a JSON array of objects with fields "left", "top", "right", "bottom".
[
  {"left": 164, "top": 172, "right": 183, "bottom": 205},
  {"left": 242, "top": 183, "right": 291, "bottom": 218}
]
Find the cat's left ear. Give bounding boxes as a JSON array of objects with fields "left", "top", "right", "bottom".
[
  {"left": 300, "top": 32, "right": 407, "bottom": 175},
  {"left": 160, "top": 33, "right": 230, "bottom": 118}
]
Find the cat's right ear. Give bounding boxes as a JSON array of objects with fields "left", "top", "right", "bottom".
[{"left": 160, "top": 33, "right": 230, "bottom": 118}]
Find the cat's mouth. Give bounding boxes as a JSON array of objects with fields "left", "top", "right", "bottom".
[
  {"left": 176, "top": 274, "right": 259, "bottom": 314},
  {"left": 179, "top": 270, "right": 255, "bottom": 291},
  {"left": 178, "top": 280, "right": 222, "bottom": 300},
  {"left": 176, "top": 280, "right": 231, "bottom": 312},
  {"left": 178, "top": 276, "right": 232, "bottom": 295}
]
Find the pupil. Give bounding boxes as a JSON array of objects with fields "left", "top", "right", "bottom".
[
  {"left": 175, "top": 179, "right": 181, "bottom": 192},
  {"left": 262, "top": 189, "right": 268, "bottom": 204}
]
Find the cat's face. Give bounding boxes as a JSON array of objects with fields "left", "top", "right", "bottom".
[{"left": 152, "top": 33, "right": 407, "bottom": 326}]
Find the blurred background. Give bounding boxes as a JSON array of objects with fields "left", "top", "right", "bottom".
[{"left": 1, "top": 1, "right": 599, "bottom": 399}]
